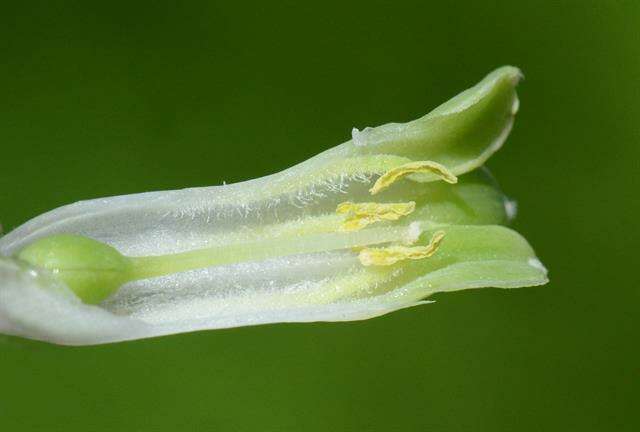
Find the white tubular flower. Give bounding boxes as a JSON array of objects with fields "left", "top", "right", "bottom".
[{"left": 0, "top": 66, "right": 547, "bottom": 345}]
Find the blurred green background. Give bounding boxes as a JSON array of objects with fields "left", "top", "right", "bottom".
[{"left": 0, "top": 1, "right": 637, "bottom": 431}]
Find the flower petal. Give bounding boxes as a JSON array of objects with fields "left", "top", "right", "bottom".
[
  {"left": 0, "top": 224, "right": 546, "bottom": 345},
  {"left": 0, "top": 67, "right": 521, "bottom": 257}
]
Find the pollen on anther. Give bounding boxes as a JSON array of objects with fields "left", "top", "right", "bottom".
[
  {"left": 369, "top": 161, "right": 458, "bottom": 195},
  {"left": 336, "top": 201, "right": 415, "bottom": 231},
  {"left": 358, "top": 231, "right": 446, "bottom": 266}
]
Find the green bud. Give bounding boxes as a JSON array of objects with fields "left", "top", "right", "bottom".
[{"left": 15, "top": 234, "right": 132, "bottom": 304}]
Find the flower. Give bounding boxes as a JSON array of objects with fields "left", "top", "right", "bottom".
[{"left": 0, "top": 66, "right": 547, "bottom": 345}]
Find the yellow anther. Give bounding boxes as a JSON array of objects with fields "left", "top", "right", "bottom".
[
  {"left": 336, "top": 201, "right": 416, "bottom": 231},
  {"left": 369, "top": 161, "right": 458, "bottom": 195},
  {"left": 358, "top": 231, "right": 445, "bottom": 266}
]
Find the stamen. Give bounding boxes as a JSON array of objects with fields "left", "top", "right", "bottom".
[
  {"left": 358, "top": 231, "right": 446, "bottom": 266},
  {"left": 336, "top": 201, "right": 416, "bottom": 231},
  {"left": 369, "top": 161, "right": 458, "bottom": 195}
]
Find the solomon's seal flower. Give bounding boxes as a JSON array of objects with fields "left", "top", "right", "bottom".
[{"left": 0, "top": 66, "right": 547, "bottom": 345}]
